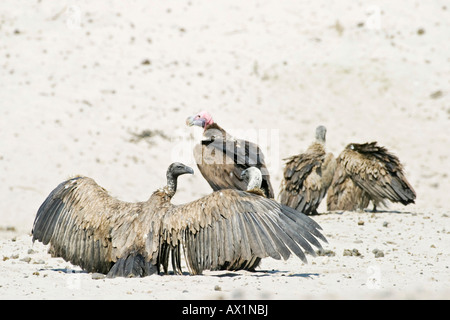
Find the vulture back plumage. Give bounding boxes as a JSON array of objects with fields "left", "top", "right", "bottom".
[
  {"left": 327, "top": 142, "right": 416, "bottom": 211},
  {"left": 187, "top": 111, "right": 274, "bottom": 198},
  {"left": 279, "top": 126, "right": 336, "bottom": 215},
  {"left": 33, "top": 163, "right": 326, "bottom": 277}
]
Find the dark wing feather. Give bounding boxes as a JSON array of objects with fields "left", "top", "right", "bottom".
[
  {"left": 160, "top": 189, "right": 326, "bottom": 275},
  {"left": 343, "top": 142, "right": 416, "bottom": 206},
  {"left": 32, "top": 176, "right": 159, "bottom": 276},
  {"left": 326, "top": 161, "right": 370, "bottom": 211},
  {"left": 107, "top": 253, "right": 157, "bottom": 278},
  {"left": 280, "top": 146, "right": 336, "bottom": 214},
  {"left": 194, "top": 136, "right": 274, "bottom": 198}
]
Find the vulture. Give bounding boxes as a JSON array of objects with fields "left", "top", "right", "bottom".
[
  {"left": 186, "top": 111, "right": 274, "bottom": 198},
  {"left": 32, "top": 162, "right": 327, "bottom": 278},
  {"left": 240, "top": 167, "right": 266, "bottom": 197},
  {"left": 326, "top": 142, "right": 416, "bottom": 212},
  {"left": 279, "top": 126, "right": 336, "bottom": 215}
]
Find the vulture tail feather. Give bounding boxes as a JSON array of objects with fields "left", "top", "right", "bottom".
[{"left": 107, "top": 253, "right": 157, "bottom": 278}]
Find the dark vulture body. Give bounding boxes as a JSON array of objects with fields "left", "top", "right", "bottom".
[
  {"left": 186, "top": 111, "right": 274, "bottom": 198},
  {"left": 279, "top": 126, "right": 336, "bottom": 215},
  {"left": 32, "top": 163, "right": 326, "bottom": 278},
  {"left": 327, "top": 142, "right": 416, "bottom": 211}
]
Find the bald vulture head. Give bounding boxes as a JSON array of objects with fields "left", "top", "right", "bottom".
[
  {"left": 315, "top": 125, "right": 327, "bottom": 144},
  {"left": 167, "top": 162, "right": 194, "bottom": 179},
  {"left": 186, "top": 111, "right": 214, "bottom": 130},
  {"left": 165, "top": 162, "right": 194, "bottom": 195},
  {"left": 240, "top": 167, "right": 263, "bottom": 191}
]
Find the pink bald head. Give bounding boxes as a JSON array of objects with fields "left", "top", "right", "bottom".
[
  {"left": 197, "top": 111, "right": 214, "bottom": 126},
  {"left": 186, "top": 110, "right": 214, "bottom": 129}
]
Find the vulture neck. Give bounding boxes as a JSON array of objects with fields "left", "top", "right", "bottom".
[
  {"left": 245, "top": 169, "right": 263, "bottom": 193},
  {"left": 308, "top": 141, "right": 326, "bottom": 154},
  {"left": 247, "top": 177, "right": 262, "bottom": 192},
  {"left": 204, "top": 123, "right": 226, "bottom": 135},
  {"left": 164, "top": 173, "right": 179, "bottom": 198}
]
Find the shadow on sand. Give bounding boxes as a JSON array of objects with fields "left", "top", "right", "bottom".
[{"left": 209, "top": 269, "right": 319, "bottom": 279}]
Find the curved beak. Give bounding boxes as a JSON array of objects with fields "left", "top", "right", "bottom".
[
  {"left": 184, "top": 165, "right": 194, "bottom": 175},
  {"left": 186, "top": 115, "right": 205, "bottom": 127}
]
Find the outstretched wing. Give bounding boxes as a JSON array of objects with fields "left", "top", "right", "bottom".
[
  {"left": 160, "top": 189, "right": 326, "bottom": 275},
  {"left": 32, "top": 177, "right": 158, "bottom": 276}
]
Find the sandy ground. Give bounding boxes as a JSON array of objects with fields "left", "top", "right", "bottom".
[{"left": 0, "top": 1, "right": 449, "bottom": 299}]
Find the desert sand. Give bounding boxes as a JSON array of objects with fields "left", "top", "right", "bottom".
[{"left": 0, "top": 0, "right": 449, "bottom": 300}]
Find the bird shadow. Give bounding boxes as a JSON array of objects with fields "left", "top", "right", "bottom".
[
  {"left": 42, "top": 267, "right": 87, "bottom": 274},
  {"left": 165, "top": 271, "right": 192, "bottom": 276},
  {"left": 321, "top": 209, "right": 414, "bottom": 215},
  {"left": 208, "top": 269, "right": 319, "bottom": 279},
  {"left": 39, "top": 268, "right": 319, "bottom": 279},
  {"left": 257, "top": 269, "right": 320, "bottom": 278},
  {"left": 363, "top": 209, "right": 417, "bottom": 215}
]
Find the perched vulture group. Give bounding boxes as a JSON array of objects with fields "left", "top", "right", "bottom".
[
  {"left": 32, "top": 111, "right": 416, "bottom": 278},
  {"left": 279, "top": 126, "right": 416, "bottom": 214}
]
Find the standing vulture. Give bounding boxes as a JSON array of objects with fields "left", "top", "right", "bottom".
[
  {"left": 326, "top": 142, "right": 416, "bottom": 212},
  {"left": 32, "top": 163, "right": 327, "bottom": 277},
  {"left": 186, "top": 111, "right": 274, "bottom": 198},
  {"left": 279, "top": 126, "right": 336, "bottom": 215}
]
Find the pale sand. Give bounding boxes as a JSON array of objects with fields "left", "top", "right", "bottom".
[{"left": 0, "top": 1, "right": 449, "bottom": 299}]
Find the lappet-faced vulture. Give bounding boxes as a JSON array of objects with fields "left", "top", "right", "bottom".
[
  {"left": 326, "top": 142, "right": 416, "bottom": 212},
  {"left": 186, "top": 111, "right": 274, "bottom": 198},
  {"left": 279, "top": 126, "right": 336, "bottom": 215},
  {"left": 32, "top": 163, "right": 326, "bottom": 277}
]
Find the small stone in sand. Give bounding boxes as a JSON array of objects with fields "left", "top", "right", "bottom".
[
  {"left": 316, "top": 249, "right": 336, "bottom": 256},
  {"left": 92, "top": 273, "right": 105, "bottom": 280},
  {"left": 20, "top": 256, "right": 32, "bottom": 263},
  {"left": 372, "top": 249, "right": 385, "bottom": 258},
  {"left": 343, "top": 248, "right": 362, "bottom": 257}
]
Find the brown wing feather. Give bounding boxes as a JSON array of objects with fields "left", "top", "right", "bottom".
[
  {"left": 32, "top": 177, "right": 159, "bottom": 276},
  {"left": 194, "top": 143, "right": 248, "bottom": 192},
  {"left": 326, "top": 161, "right": 370, "bottom": 211},
  {"left": 194, "top": 124, "right": 274, "bottom": 198},
  {"left": 342, "top": 142, "right": 416, "bottom": 206},
  {"left": 160, "top": 189, "right": 326, "bottom": 275},
  {"left": 280, "top": 143, "right": 336, "bottom": 214}
]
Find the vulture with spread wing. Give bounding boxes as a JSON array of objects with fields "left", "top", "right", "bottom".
[
  {"left": 326, "top": 142, "right": 416, "bottom": 212},
  {"left": 32, "top": 163, "right": 326, "bottom": 278},
  {"left": 279, "top": 126, "right": 336, "bottom": 215},
  {"left": 186, "top": 111, "right": 274, "bottom": 198}
]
